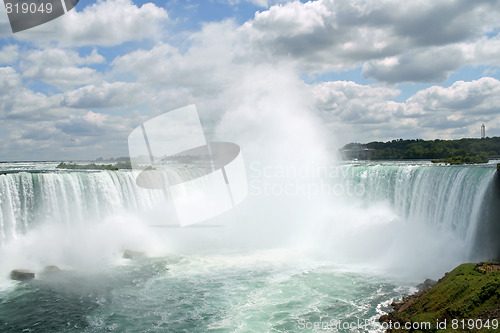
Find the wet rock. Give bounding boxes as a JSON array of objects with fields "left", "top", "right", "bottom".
[
  {"left": 10, "top": 269, "right": 35, "bottom": 281},
  {"left": 416, "top": 278, "right": 437, "bottom": 291},
  {"left": 379, "top": 314, "right": 389, "bottom": 323},
  {"left": 41, "top": 265, "right": 61, "bottom": 274},
  {"left": 123, "top": 249, "right": 145, "bottom": 259}
]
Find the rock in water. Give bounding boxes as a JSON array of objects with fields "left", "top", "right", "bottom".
[
  {"left": 10, "top": 269, "right": 35, "bottom": 281},
  {"left": 123, "top": 249, "right": 145, "bottom": 259},
  {"left": 41, "top": 265, "right": 61, "bottom": 275}
]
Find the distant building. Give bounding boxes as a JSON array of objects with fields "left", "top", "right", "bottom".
[{"left": 481, "top": 124, "right": 486, "bottom": 139}]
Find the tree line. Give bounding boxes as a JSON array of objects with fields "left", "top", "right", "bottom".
[{"left": 342, "top": 137, "right": 500, "bottom": 164}]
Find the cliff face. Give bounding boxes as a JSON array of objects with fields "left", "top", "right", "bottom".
[{"left": 381, "top": 263, "right": 500, "bottom": 332}]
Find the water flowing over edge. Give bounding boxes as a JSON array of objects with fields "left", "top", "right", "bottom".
[
  {"left": 340, "top": 163, "right": 497, "bottom": 260},
  {"left": 0, "top": 162, "right": 498, "bottom": 275}
]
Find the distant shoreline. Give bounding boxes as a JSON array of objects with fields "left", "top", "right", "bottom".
[{"left": 342, "top": 136, "right": 500, "bottom": 163}]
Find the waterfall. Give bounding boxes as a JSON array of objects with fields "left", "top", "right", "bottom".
[
  {"left": 0, "top": 171, "right": 168, "bottom": 244},
  {"left": 340, "top": 163, "right": 497, "bottom": 260},
  {"left": 0, "top": 163, "right": 498, "bottom": 273}
]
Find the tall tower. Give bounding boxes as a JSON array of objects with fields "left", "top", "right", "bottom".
[{"left": 481, "top": 124, "right": 485, "bottom": 139}]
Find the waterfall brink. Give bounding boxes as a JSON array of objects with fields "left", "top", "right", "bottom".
[{"left": 341, "top": 163, "right": 498, "bottom": 261}]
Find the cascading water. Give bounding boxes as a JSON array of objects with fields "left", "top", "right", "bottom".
[
  {"left": 339, "top": 162, "right": 497, "bottom": 261},
  {"left": 1, "top": 162, "right": 497, "bottom": 268},
  {"left": 0, "top": 170, "right": 166, "bottom": 243},
  {"left": 0, "top": 167, "right": 212, "bottom": 276}
]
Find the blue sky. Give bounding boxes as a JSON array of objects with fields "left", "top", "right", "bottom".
[{"left": 0, "top": 0, "right": 500, "bottom": 161}]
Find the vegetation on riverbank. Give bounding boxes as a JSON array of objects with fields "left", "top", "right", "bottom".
[
  {"left": 381, "top": 263, "right": 500, "bottom": 332},
  {"left": 342, "top": 137, "right": 500, "bottom": 164},
  {"left": 56, "top": 162, "right": 132, "bottom": 170},
  {"left": 431, "top": 152, "right": 489, "bottom": 165}
]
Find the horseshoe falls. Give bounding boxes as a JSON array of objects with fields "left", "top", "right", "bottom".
[
  {"left": 334, "top": 162, "right": 499, "bottom": 266},
  {"left": 0, "top": 161, "right": 498, "bottom": 332}
]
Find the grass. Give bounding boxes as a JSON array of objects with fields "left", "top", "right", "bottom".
[{"left": 388, "top": 263, "right": 500, "bottom": 332}]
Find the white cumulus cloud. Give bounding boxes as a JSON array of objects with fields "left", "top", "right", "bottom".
[{"left": 12, "top": 0, "right": 169, "bottom": 47}]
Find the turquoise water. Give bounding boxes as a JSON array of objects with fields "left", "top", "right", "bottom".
[{"left": 0, "top": 254, "right": 409, "bottom": 332}]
